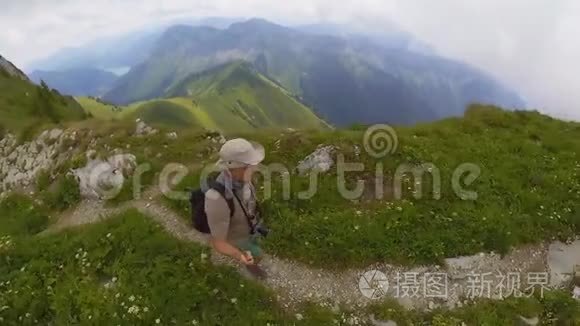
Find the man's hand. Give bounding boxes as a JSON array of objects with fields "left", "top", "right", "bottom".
[
  {"left": 240, "top": 251, "right": 255, "bottom": 265},
  {"left": 211, "top": 238, "right": 255, "bottom": 265}
]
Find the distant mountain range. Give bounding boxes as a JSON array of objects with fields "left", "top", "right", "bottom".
[
  {"left": 296, "top": 22, "right": 436, "bottom": 55},
  {"left": 30, "top": 68, "right": 118, "bottom": 97},
  {"left": 28, "top": 18, "right": 526, "bottom": 126},
  {"left": 25, "top": 17, "right": 244, "bottom": 73}
]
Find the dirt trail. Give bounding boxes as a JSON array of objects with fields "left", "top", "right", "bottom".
[{"left": 44, "top": 190, "right": 555, "bottom": 311}]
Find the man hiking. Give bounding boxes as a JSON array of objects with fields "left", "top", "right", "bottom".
[{"left": 204, "top": 138, "right": 268, "bottom": 279}]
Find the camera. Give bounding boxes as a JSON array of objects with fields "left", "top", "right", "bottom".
[{"left": 254, "top": 224, "right": 269, "bottom": 237}]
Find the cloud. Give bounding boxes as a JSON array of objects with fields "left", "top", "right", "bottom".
[
  {"left": 0, "top": 0, "right": 578, "bottom": 119},
  {"left": 384, "top": 0, "right": 580, "bottom": 119}
]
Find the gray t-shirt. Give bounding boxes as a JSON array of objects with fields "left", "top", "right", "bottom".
[{"left": 205, "top": 172, "right": 257, "bottom": 244}]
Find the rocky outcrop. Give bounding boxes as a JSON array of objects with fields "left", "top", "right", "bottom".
[
  {"left": 135, "top": 119, "right": 158, "bottom": 137},
  {"left": 296, "top": 145, "right": 336, "bottom": 175},
  {"left": 0, "top": 129, "right": 78, "bottom": 193},
  {"left": 73, "top": 153, "right": 137, "bottom": 200},
  {"left": 0, "top": 126, "right": 140, "bottom": 199},
  {"left": 0, "top": 54, "right": 30, "bottom": 81}
]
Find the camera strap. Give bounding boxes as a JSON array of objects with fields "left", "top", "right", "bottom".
[{"left": 232, "top": 190, "right": 257, "bottom": 234}]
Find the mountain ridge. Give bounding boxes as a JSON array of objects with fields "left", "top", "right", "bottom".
[
  {"left": 0, "top": 54, "right": 30, "bottom": 81},
  {"left": 30, "top": 68, "right": 118, "bottom": 97},
  {"left": 80, "top": 61, "right": 328, "bottom": 132},
  {"left": 102, "top": 18, "right": 525, "bottom": 126},
  {"left": 0, "top": 54, "right": 86, "bottom": 136}
]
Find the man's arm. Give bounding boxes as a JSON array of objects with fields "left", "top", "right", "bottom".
[{"left": 210, "top": 238, "right": 253, "bottom": 265}]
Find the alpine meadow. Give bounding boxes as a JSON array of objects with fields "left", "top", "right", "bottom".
[{"left": 1, "top": 3, "right": 579, "bottom": 325}]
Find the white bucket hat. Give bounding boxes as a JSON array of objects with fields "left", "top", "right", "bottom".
[{"left": 216, "top": 138, "right": 265, "bottom": 169}]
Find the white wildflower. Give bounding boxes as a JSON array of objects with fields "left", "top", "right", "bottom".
[
  {"left": 128, "top": 305, "right": 140, "bottom": 314},
  {"left": 156, "top": 318, "right": 161, "bottom": 324},
  {"left": 129, "top": 295, "right": 135, "bottom": 302},
  {"left": 230, "top": 298, "right": 237, "bottom": 304}
]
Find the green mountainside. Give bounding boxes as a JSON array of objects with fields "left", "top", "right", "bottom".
[
  {"left": 103, "top": 19, "right": 524, "bottom": 126},
  {"left": 79, "top": 61, "right": 328, "bottom": 132},
  {"left": 0, "top": 55, "right": 86, "bottom": 138},
  {"left": 1, "top": 106, "right": 579, "bottom": 324}
]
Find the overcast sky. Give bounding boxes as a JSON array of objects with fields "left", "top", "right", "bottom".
[{"left": 1, "top": 0, "right": 578, "bottom": 120}]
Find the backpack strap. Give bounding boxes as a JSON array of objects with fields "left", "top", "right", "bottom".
[{"left": 207, "top": 181, "right": 235, "bottom": 218}]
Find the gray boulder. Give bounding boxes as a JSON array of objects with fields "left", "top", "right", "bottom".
[
  {"left": 296, "top": 145, "right": 336, "bottom": 175},
  {"left": 548, "top": 240, "right": 580, "bottom": 287},
  {"left": 73, "top": 153, "right": 137, "bottom": 200}
]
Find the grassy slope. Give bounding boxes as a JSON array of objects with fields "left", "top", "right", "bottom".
[
  {"left": 0, "top": 68, "right": 86, "bottom": 137},
  {"left": 0, "top": 207, "right": 300, "bottom": 325},
  {"left": 1, "top": 194, "right": 578, "bottom": 325},
  {"left": 157, "top": 105, "right": 580, "bottom": 268},
  {"left": 75, "top": 97, "right": 126, "bottom": 120},
  {"left": 261, "top": 107, "right": 580, "bottom": 267},
  {"left": 161, "top": 61, "right": 328, "bottom": 131},
  {"left": 48, "top": 104, "right": 580, "bottom": 268},
  {"left": 78, "top": 62, "right": 328, "bottom": 132}
]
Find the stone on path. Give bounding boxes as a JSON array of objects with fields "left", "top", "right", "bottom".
[
  {"left": 518, "top": 315, "right": 539, "bottom": 326},
  {"left": 547, "top": 240, "right": 580, "bottom": 287}
]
